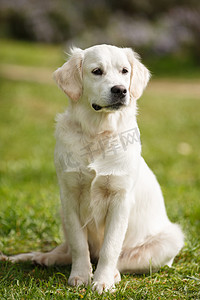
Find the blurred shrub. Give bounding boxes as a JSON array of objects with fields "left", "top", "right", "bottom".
[
  {"left": 0, "top": 0, "right": 75, "bottom": 42},
  {"left": 0, "top": 0, "right": 199, "bottom": 60}
]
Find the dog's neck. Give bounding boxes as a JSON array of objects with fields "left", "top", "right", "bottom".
[{"left": 69, "top": 100, "right": 138, "bottom": 137}]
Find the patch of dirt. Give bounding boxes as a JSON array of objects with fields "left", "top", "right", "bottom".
[
  {"left": 0, "top": 64, "right": 54, "bottom": 85},
  {"left": 148, "top": 79, "right": 200, "bottom": 98}
]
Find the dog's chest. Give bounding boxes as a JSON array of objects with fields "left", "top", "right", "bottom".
[
  {"left": 77, "top": 171, "right": 112, "bottom": 230},
  {"left": 58, "top": 128, "right": 138, "bottom": 172}
]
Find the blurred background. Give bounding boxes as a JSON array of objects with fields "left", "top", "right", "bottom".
[{"left": 0, "top": 0, "right": 200, "bottom": 75}]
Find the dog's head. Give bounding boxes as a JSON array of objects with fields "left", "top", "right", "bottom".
[{"left": 54, "top": 45, "right": 150, "bottom": 112}]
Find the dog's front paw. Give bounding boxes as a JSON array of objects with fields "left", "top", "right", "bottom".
[
  {"left": 68, "top": 275, "right": 88, "bottom": 287},
  {"left": 92, "top": 280, "right": 115, "bottom": 294},
  {"left": 92, "top": 269, "right": 120, "bottom": 294},
  {"left": 68, "top": 271, "right": 92, "bottom": 287},
  {"left": 68, "top": 264, "right": 93, "bottom": 287}
]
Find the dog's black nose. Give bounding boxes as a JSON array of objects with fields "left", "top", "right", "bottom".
[{"left": 111, "top": 85, "right": 127, "bottom": 98}]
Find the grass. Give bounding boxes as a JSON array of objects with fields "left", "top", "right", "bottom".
[
  {"left": 0, "top": 39, "right": 200, "bottom": 299},
  {"left": 0, "top": 39, "right": 64, "bottom": 68},
  {"left": 145, "top": 53, "right": 200, "bottom": 79}
]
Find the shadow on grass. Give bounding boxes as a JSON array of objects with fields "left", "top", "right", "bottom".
[{"left": 0, "top": 260, "right": 71, "bottom": 286}]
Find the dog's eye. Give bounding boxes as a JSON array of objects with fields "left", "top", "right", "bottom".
[
  {"left": 92, "top": 68, "right": 103, "bottom": 76},
  {"left": 122, "top": 68, "right": 128, "bottom": 74}
]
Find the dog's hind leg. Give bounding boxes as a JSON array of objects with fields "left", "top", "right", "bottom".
[
  {"left": 117, "top": 223, "right": 184, "bottom": 274},
  {"left": 0, "top": 242, "right": 72, "bottom": 266}
]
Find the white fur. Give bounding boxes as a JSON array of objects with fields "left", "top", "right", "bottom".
[{"left": 1, "top": 45, "right": 184, "bottom": 294}]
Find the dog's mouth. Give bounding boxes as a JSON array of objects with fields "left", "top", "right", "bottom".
[{"left": 92, "top": 103, "right": 124, "bottom": 111}]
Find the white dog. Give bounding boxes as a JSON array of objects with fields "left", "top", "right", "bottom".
[{"left": 1, "top": 45, "right": 184, "bottom": 293}]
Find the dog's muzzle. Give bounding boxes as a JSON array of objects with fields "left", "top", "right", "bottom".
[{"left": 92, "top": 85, "right": 127, "bottom": 111}]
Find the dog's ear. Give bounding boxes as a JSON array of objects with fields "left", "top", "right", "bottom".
[
  {"left": 53, "top": 47, "right": 83, "bottom": 101},
  {"left": 124, "top": 48, "right": 150, "bottom": 100}
]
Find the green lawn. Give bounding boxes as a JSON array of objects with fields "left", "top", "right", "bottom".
[{"left": 0, "top": 40, "right": 200, "bottom": 299}]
